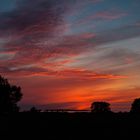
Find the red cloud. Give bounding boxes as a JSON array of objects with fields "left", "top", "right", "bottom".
[
  {"left": 0, "top": 31, "right": 95, "bottom": 72},
  {"left": 3, "top": 66, "right": 128, "bottom": 81},
  {"left": 50, "top": 69, "right": 127, "bottom": 80}
]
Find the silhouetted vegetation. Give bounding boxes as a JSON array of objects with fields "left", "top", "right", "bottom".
[
  {"left": 130, "top": 98, "right": 140, "bottom": 113},
  {"left": 2, "top": 109, "right": 140, "bottom": 139},
  {"left": 0, "top": 75, "right": 22, "bottom": 113},
  {"left": 30, "top": 107, "right": 41, "bottom": 112},
  {"left": 91, "top": 101, "right": 111, "bottom": 113}
]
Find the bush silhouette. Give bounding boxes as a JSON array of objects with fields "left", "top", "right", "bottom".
[
  {"left": 0, "top": 75, "right": 22, "bottom": 113},
  {"left": 130, "top": 98, "right": 140, "bottom": 113},
  {"left": 91, "top": 102, "right": 111, "bottom": 113}
]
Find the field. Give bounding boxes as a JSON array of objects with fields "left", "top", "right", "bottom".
[{"left": 1, "top": 112, "right": 140, "bottom": 139}]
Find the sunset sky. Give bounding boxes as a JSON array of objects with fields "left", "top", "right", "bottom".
[{"left": 0, "top": 0, "right": 140, "bottom": 111}]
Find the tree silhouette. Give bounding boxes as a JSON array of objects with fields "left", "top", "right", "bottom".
[
  {"left": 0, "top": 75, "right": 22, "bottom": 113},
  {"left": 91, "top": 102, "right": 111, "bottom": 113},
  {"left": 130, "top": 98, "right": 140, "bottom": 113}
]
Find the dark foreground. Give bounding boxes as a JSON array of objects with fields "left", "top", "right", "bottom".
[{"left": 1, "top": 112, "right": 140, "bottom": 139}]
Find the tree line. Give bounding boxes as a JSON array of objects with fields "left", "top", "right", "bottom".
[{"left": 0, "top": 75, "right": 140, "bottom": 113}]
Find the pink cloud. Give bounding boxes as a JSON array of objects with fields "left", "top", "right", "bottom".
[
  {"left": 77, "top": 9, "right": 127, "bottom": 25},
  {"left": 92, "top": 11, "right": 127, "bottom": 20},
  {"left": 2, "top": 65, "right": 128, "bottom": 81}
]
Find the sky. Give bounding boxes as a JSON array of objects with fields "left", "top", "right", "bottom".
[{"left": 0, "top": 0, "right": 140, "bottom": 112}]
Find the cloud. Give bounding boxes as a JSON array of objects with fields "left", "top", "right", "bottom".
[
  {"left": 0, "top": 0, "right": 73, "bottom": 69},
  {"left": 1, "top": 63, "right": 128, "bottom": 81},
  {"left": 0, "top": 0, "right": 139, "bottom": 72},
  {"left": 76, "top": 9, "right": 127, "bottom": 26},
  {"left": 52, "top": 69, "right": 127, "bottom": 80},
  {"left": 94, "top": 24, "right": 140, "bottom": 45},
  {"left": 90, "top": 10, "right": 127, "bottom": 20},
  {"left": 0, "top": 0, "right": 67, "bottom": 36},
  {"left": 0, "top": 0, "right": 97, "bottom": 70},
  {"left": 0, "top": 33, "right": 95, "bottom": 76}
]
